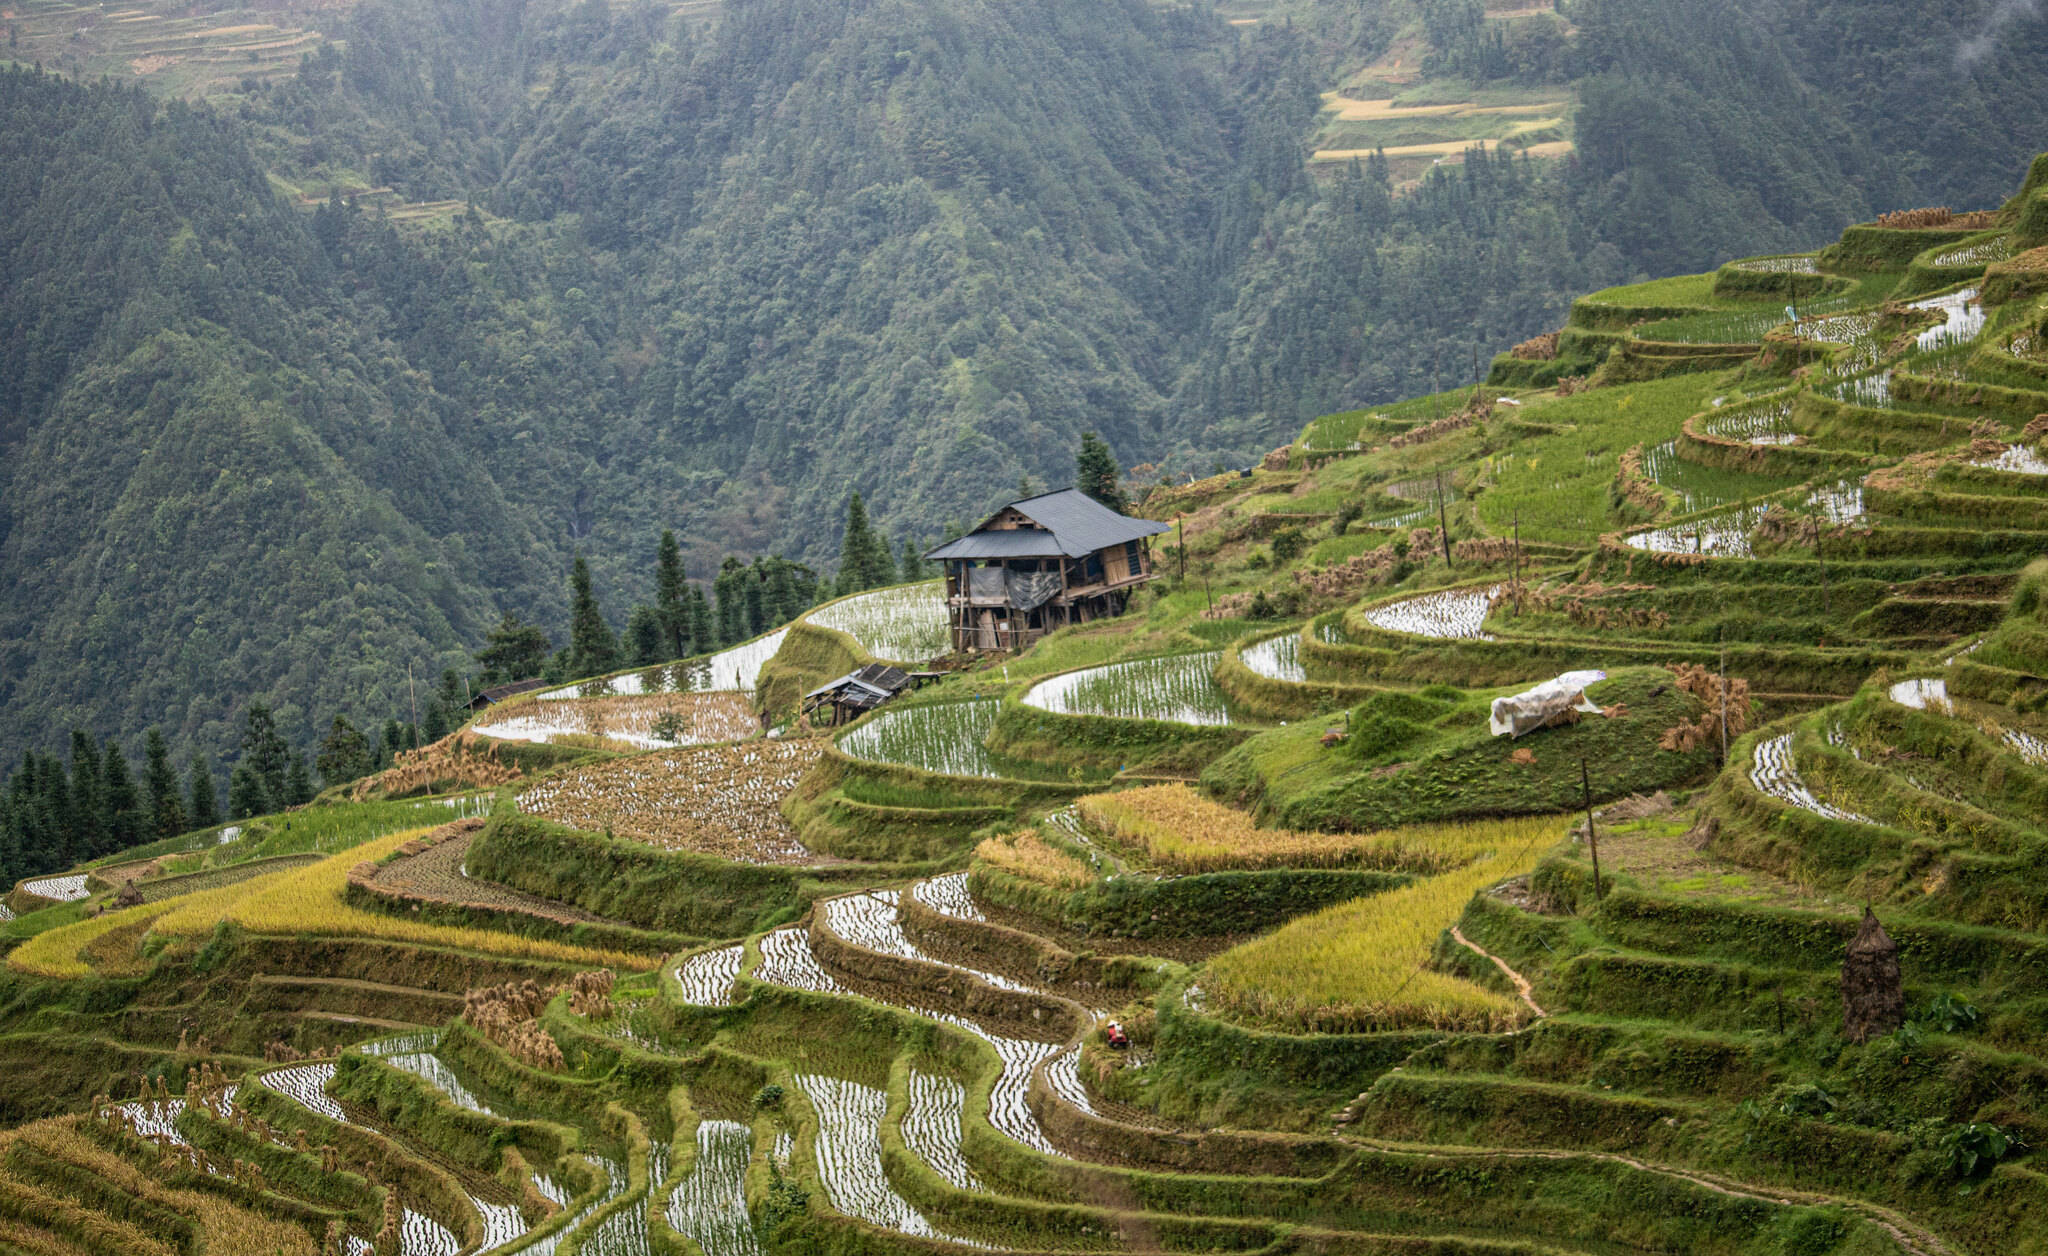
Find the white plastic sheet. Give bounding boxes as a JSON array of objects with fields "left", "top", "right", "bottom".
[{"left": 1489, "top": 670, "right": 1607, "bottom": 738}]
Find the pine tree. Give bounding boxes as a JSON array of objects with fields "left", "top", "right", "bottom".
[
  {"left": 687, "top": 586, "right": 714, "bottom": 656},
  {"left": 714, "top": 558, "right": 746, "bottom": 645},
  {"left": 836, "top": 491, "right": 893, "bottom": 595},
  {"left": 100, "top": 740, "right": 143, "bottom": 853},
  {"left": 239, "top": 702, "right": 291, "bottom": 804},
  {"left": 1076, "top": 432, "right": 1126, "bottom": 513},
  {"left": 567, "top": 553, "right": 620, "bottom": 679},
  {"left": 744, "top": 561, "right": 769, "bottom": 636},
  {"left": 423, "top": 697, "right": 450, "bottom": 743},
  {"left": 898, "top": 536, "right": 925, "bottom": 582},
  {"left": 476, "top": 612, "right": 551, "bottom": 683},
  {"left": 765, "top": 559, "right": 800, "bottom": 624},
  {"left": 143, "top": 728, "right": 185, "bottom": 840},
  {"left": 285, "top": 751, "right": 314, "bottom": 807},
  {"left": 625, "top": 604, "right": 666, "bottom": 666},
  {"left": 227, "top": 762, "right": 270, "bottom": 820},
  {"left": 188, "top": 754, "right": 221, "bottom": 830},
  {"left": 656, "top": 529, "right": 688, "bottom": 659},
  {"left": 316, "top": 716, "right": 374, "bottom": 788},
  {"left": 67, "top": 730, "right": 103, "bottom": 861}
]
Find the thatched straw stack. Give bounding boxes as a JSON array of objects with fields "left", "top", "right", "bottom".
[{"left": 1842, "top": 907, "right": 1904, "bottom": 1044}]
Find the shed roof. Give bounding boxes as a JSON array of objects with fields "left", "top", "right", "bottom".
[
  {"left": 467, "top": 678, "right": 547, "bottom": 709},
  {"left": 924, "top": 488, "right": 1168, "bottom": 561}
]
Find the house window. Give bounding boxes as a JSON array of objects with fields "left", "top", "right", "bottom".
[{"left": 1124, "top": 541, "right": 1143, "bottom": 576}]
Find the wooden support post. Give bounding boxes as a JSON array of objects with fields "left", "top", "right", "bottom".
[
  {"left": 1718, "top": 630, "right": 1730, "bottom": 768},
  {"left": 1581, "top": 756, "right": 1603, "bottom": 905},
  {"left": 407, "top": 662, "right": 418, "bottom": 751},
  {"left": 1176, "top": 516, "right": 1186, "bottom": 582},
  {"left": 1435, "top": 466, "right": 1453, "bottom": 567},
  {"left": 1512, "top": 513, "right": 1522, "bottom": 616}
]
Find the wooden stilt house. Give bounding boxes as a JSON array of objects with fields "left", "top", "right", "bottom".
[{"left": 925, "top": 488, "right": 1169, "bottom": 653}]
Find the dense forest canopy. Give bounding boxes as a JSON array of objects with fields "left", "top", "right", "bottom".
[{"left": 2, "top": 0, "right": 2045, "bottom": 772}]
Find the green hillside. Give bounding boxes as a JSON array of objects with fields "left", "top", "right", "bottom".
[
  {"left": 3, "top": 151, "right": 2047, "bottom": 1255},
  {"left": 9, "top": 0, "right": 2048, "bottom": 776}
]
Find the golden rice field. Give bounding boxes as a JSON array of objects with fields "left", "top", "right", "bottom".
[
  {"left": 473, "top": 690, "right": 758, "bottom": 750},
  {"left": 1078, "top": 784, "right": 1481, "bottom": 874},
  {"left": 974, "top": 829, "right": 1094, "bottom": 890},
  {"left": 9, "top": 829, "right": 644, "bottom": 979},
  {"left": 0, "top": 1117, "right": 317, "bottom": 1255},
  {"left": 515, "top": 739, "right": 825, "bottom": 864},
  {"left": 1201, "top": 814, "right": 1566, "bottom": 1034}
]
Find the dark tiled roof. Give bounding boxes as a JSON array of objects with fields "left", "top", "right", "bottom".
[
  {"left": 468, "top": 678, "right": 547, "bottom": 708},
  {"left": 924, "top": 488, "right": 1168, "bottom": 561}
]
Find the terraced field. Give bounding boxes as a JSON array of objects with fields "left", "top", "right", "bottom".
[{"left": 7, "top": 165, "right": 2048, "bottom": 1256}]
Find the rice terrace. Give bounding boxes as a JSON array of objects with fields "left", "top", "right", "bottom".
[{"left": 10, "top": 120, "right": 2048, "bottom": 1256}]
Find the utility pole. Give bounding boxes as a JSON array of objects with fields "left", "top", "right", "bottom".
[
  {"left": 1719, "top": 629, "right": 1730, "bottom": 768},
  {"left": 1581, "top": 756, "right": 1603, "bottom": 906},
  {"left": 1513, "top": 514, "right": 1523, "bottom": 616},
  {"left": 407, "top": 662, "right": 419, "bottom": 751},
  {"left": 1176, "top": 516, "right": 1187, "bottom": 582},
  {"left": 1435, "top": 466, "right": 1453, "bottom": 566}
]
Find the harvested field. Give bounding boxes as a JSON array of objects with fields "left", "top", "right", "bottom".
[
  {"left": 1022, "top": 652, "right": 1237, "bottom": 725},
  {"left": 675, "top": 945, "right": 744, "bottom": 1006},
  {"left": 1749, "top": 733, "right": 1867, "bottom": 822},
  {"left": 1241, "top": 633, "right": 1306, "bottom": 682},
  {"left": 665, "top": 1119, "right": 760, "bottom": 1256},
  {"left": 361, "top": 821, "right": 631, "bottom": 928},
  {"left": 795, "top": 1073, "right": 970, "bottom": 1241},
  {"left": 905, "top": 1068, "right": 983, "bottom": 1190},
  {"left": 912, "top": 871, "right": 985, "bottom": 922},
  {"left": 1362, "top": 586, "right": 1500, "bottom": 639},
  {"left": 475, "top": 690, "right": 759, "bottom": 750},
  {"left": 807, "top": 582, "right": 949, "bottom": 662},
  {"left": 755, "top": 926, "right": 843, "bottom": 993},
  {"left": 516, "top": 740, "right": 824, "bottom": 864},
  {"left": 18, "top": 873, "right": 88, "bottom": 903}
]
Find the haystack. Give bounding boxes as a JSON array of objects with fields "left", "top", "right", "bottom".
[{"left": 1841, "top": 907, "right": 1904, "bottom": 1044}]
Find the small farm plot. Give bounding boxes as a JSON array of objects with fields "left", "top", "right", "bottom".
[
  {"left": 1970, "top": 444, "right": 2048, "bottom": 475},
  {"left": 912, "top": 871, "right": 984, "bottom": 922},
  {"left": 819, "top": 890, "right": 1032, "bottom": 994},
  {"left": 676, "top": 945, "right": 744, "bottom": 1006},
  {"left": 515, "top": 740, "right": 824, "bottom": 864},
  {"left": 19, "top": 873, "right": 89, "bottom": 903},
  {"left": 1022, "top": 652, "right": 1236, "bottom": 725},
  {"left": 262, "top": 1063, "right": 346, "bottom": 1122},
  {"left": 1241, "top": 633, "right": 1306, "bottom": 682},
  {"left": 1640, "top": 441, "right": 1800, "bottom": 514},
  {"left": 535, "top": 628, "right": 790, "bottom": 700},
  {"left": 385, "top": 1050, "right": 500, "bottom": 1117},
  {"left": 1750, "top": 733, "right": 1868, "bottom": 823},
  {"left": 904, "top": 1068, "right": 984, "bottom": 1190},
  {"left": 1731, "top": 255, "right": 1819, "bottom": 274},
  {"left": 583, "top": 1144, "right": 665, "bottom": 1256},
  {"left": 755, "top": 926, "right": 845, "bottom": 994},
  {"left": 808, "top": 583, "right": 949, "bottom": 663},
  {"left": 1361, "top": 586, "right": 1501, "bottom": 640},
  {"left": 520, "top": 1153, "right": 629, "bottom": 1256},
  {"left": 794, "top": 1074, "right": 978, "bottom": 1243},
  {"left": 1701, "top": 398, "right": 1799, "bottom": 446},
  {"left": 475, "top": 691, "right": 758, "bottom": 749},
  {"left": 1044, "top": 1045, "right": 1101, "bottom": 1118},
  {"left": 666, "top": 1120, "right": 761, "bottom": 1256},
  {"left": 1624, "top": 505, "right": 1771, "bottom": 558},
  {"left": 1911, "top": 288, "right": 1986, "bottom": 352},
  {"left": 838, "top": 700, "right": 1071, "bottom": 780}
]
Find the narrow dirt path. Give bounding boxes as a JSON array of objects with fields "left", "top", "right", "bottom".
[{"left": 1449, "top": 925, "right": 1545, "bottom": 1017}]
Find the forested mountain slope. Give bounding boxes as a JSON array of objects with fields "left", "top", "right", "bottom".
[{"left": 3, "top": 0, "right": 2047, "bottom": 771}]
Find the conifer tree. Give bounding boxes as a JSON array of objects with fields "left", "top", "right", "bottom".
[
  {"left": 144, "top": 728, "right": 184, "bottom": 840},
  {"left": 285, "top": 751, "right": 314, "bottom": 806},
  {"left": 567, "top": 554, "right": 619, "bottom": 679},
  {"left": 836, "top": 491, "right": 893, "bottom": 595},
  {"left": 745, "top": 561, "right": 769, "bottom": 636},
  {"left": 476, "top": 612, "right": 551, "bottom": 683},
  {"left": 188, "top": 754, "right": 221, "bottom": 830},
  {"left": 656, "top": 529, "right": 688, "bottom": 659},
  {"left": 100, "top": 740, "right": 143, "bottom": 853},
  {"left": 228, "top": 762, "right": 270, "bottom": 820},
  {"left": 765, "top": 560, "right": 800, "bottom": 624},
  {"left": 625, "top": 604, "right": 666, "bottom": 666},
  {"left": 898, "top": 536, "right": 925, "bottom": 582},
  {"left": 238, "top": 702, "right": 291, "bottom": 804},
  {"left": 714, "top": 558, "right": 746, "bottom": 645},
  {"left": 1076, "top": 432, "right": 1126, "bottom": 513},
  {"left": 67, "top": 730, "right": 103, "bottom": 861},
  {"left": 687, "top": 586, "right": 714, "bottom": 656},
  {"left": 316, "top": 716, "right": 374, "bottom": 788}
]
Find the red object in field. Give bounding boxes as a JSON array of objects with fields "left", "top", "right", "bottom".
[{"left": 1105, "top": 1021, "right": 1129, "bottom": 1050}]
